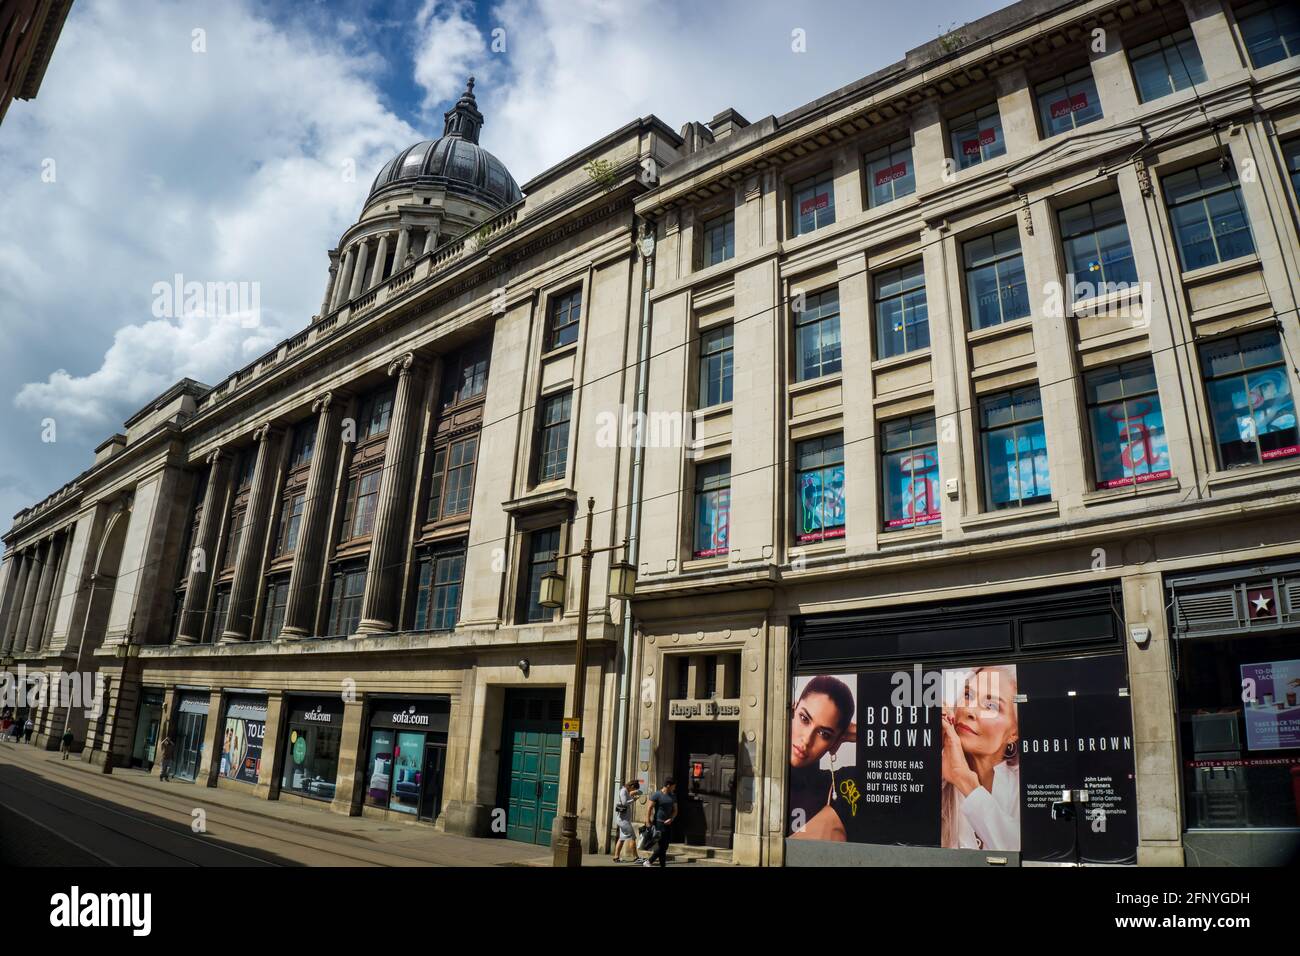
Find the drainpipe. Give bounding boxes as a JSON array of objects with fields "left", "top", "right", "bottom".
[{"left": 610, "top": 219, "right": 655, "bottom": 843}]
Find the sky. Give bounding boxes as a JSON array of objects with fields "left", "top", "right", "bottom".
[{"left": 0, "top": 0, "right": 1003, "bottom": 544}]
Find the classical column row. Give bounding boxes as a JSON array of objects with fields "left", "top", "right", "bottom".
[
  {"left": 176, "top": 450, "right": 231, "bottom": 644},
  {"left": 0, "top": 531, "right": 69, "bottom": 656},
  {"left": 220, "top": 424, "right": 284, "bottom": 642},
  {"left": 328, "top": 225, "right": 431, "bottom": 312}
]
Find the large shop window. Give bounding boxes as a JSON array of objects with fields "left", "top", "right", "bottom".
[
  {"left": 788, "top": 587, "right": 1136, "bottom": 864},
  {"left": 698, "top": 325, "right": 734, "bottom": 408},
  {"left": 963, "top": 227, "right": 1029, "bottom": 331},
  {"left": 949, "top": 103, "right": 1006, "bottom": 170},
  {"left": 880, "top": 412, "right": 940, "bottom": 530},
  {"left": 791, "top": 171, "right": 836, "bottom": 236},
  {"left": 364, "top": 698, "right": 450, "bottom": 819},
  {"left": 1237, "top": 0, "right": 1300, "bottom": 68},
  {"left": 1129, "top": 29, "right": 1207, "bottom": 102},
  {"left": 281, "top": 697, "right": 344, "bottom": 801},
  {"left": 1084, "top": 357, "right": 1171, "bottom": 488},
  {"left": 795, "top": 434, "right": 846, "bottom": 543},
  {"left": 874, "top": 261, "right": 929, "bottom": 359},
  {"left": 1035, "top": 67, "right": 1104, "bottom": 137},
  {"left": 865, "top": 140, "right": 916, "bottom": 208},
  {"left": 1058, "top": 193, "right": 1138, "bottom": 299},
  {"left": 219, "top": 696, "right": 266, "bottom": 785},
  {"left": 522, "top": 527, "right": 561, "bottom": 623},
  {"left": 326, "top": 565, "right": 366, "bottom": 637},
  {"left": 1199, "top": 330, "right": 1299, "bottom": 468},
  {"left": 1164, "top": 161, "right": 1256, "bottom": 271},
  {"left": 979, "top": 386, "right": 1052, "bottom": 510},
  {"left": 794, "top": 287, "right": 842, "bottom": 382},
  {"left": 693, "top": 458, "right": 731, "bottom": 558},
  {"left": 535, "top": 391, "right": 572, "bottom": 483},
  {"left": 413, "top": 547, "right": 464, "bottom": 630}
]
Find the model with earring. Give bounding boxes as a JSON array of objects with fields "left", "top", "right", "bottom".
[
  {"left": 788, "top": 675, "right": 857, "bottom": 841},
  {"left": 940, "top": 664, "right": 1021, "bottom": 851}
]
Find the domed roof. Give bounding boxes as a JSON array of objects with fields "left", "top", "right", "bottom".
[{"left": 368, "top": 78, "right": 522, "bottom": 210}]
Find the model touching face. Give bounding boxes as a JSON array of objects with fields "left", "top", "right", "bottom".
[
  {"left": 951, "top": 666, "right": 1019, "bottom": 760},
  {"left": 790, "top": 692, "right": 844, "bottom": 769}
]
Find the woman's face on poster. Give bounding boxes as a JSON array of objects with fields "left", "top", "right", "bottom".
[
  {"left": 790, "top": 691, "right": 843, "bottom": 769},
  {"left": 951, "top": 668, "right": 1018, "bottom": 760}
]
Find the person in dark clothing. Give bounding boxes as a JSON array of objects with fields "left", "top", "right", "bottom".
[
  {"left": 23, "top": 718, "right": 34, "bottom": 743},
  {"left": 158, "top": 733, "right": 175, "bottom": 781},
  {"left": 60, "top": 729, "right": 75, "bottom": 760},
  {"left": 642, "top": 778, "right": 678, "bottom": 867}
]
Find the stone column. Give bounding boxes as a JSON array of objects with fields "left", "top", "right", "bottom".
[
  {"left": 320, "top": 251, "right": 340, "bottom": 316},
  {"left": 348, "top": 240, "right": 370, "bottom": 299},
  {"left": 357, "top": 352, "right": 425, "bottom": 633},
  {"left": 1182, "top": 0, "right": 1245, "bottom": 78},
  {"left": 0, "top": 551, "right": 27, "bottom": 653},
  {"left": 254, "top": 690, "right": 285, "bottom": 799},
  {"left": 332, "top": 246, "right": 356, "bottom": 310},
  {"left": 177, "top": 450, "right": 231, "bottom": 644},
  {"left": 368, "top": 233, "right": 390, "bottom": 288},
  {"left": 220, "top": 424, "right": 284, "bottom": 642},
  {"left": 329, "top": 694, "right": 367, "bottom": 817},
  {"left": 995, "top": 66, "right": 1038, "bottom": 157},
  {"left": 280, "top": 391, "right": 349, "bottom": 640},
  {"left": 12, "top": 545, "right": 43, "bottom": 655},
  {"left": 423, "top": 228, "right": 439, "bottom": 255},
  {"left": 198, "top": 689, "right": 226, "bottom": 785},
  {"left": 25, "top": 533, "right": 63, "bottom": 652},
  {"left": 392, "top": 227, "right": 411, "bottom": 270}
]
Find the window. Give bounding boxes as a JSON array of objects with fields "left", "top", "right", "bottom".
[
  {"left": 1164, "top": 161, "right": 1256, "bottom": 271},
  {"left": 535, "top": 391, "right": 572, "bottom": 482},
  {"left": 261, "top": 578, "right": 289, "bottom": 641},
  {"left": 791, "top": 171, "right": 836, "bottom": 236},
  {"left": 522, "top": 527, "right": 561, "bottom": 623},
  {"left": 289, "top": 420, "right": 316, "bottom": 470},
  {"left": 211, "top": 586, "right": 231, "bottom": 642},
  {"left": 1200, "top": 330, "right": 1299, "bottom": 468},
  {"left": 794, "top": 288, "right": 842, "bottom": 381},
  {"left": 1237, "top": 0, "right": 1300, "bottom": 68},
  {"left": 414, "top": 548, "right": 465, "bottom": 630},
  {"left": 1084, "top": 358, "right": 1172, "bottom": 488},
  {"left": 979, "top": 386, "right": 1052, "bottom": 509},
  {"left": 964, "top": 227, "right": 1029, "bottom": 330},
  {"left": 1129, "top": 29, "right": 1207, "bottom": 101},
  {"left": 225, "top": 507, "right": 245, "bottom": 570},
  {"left": 547, "top": 288, "right": 582, "bottom": 350},
  {"left": 874, "top": 262, "right": 929, "bottom": 359},
  {"left": 1058, "top": 193, "right": 1138, "bottom": 299},
  {"left": 865, "top": 140, "right": 916, "bottom": 208},
  {"left": 276, "top": 493, "right": 305, "bottom": 555},
  {"left": 1285, "top": 137, "right": 1300, "bottom": 197},
  {"left": 359, "top": 387, "right": 395, "bottom": 440},
  {"left": 327, "top": 566, "right": 366, "bottom": 636},
  {"left": 693, "top": 459, "right": 731, "bottom": 557},
  {"left": 698, "top": 325, "right": 734, "bottom": 408},
  {"left": 881, "top": 413, "right": 941, "bottom": 530},
  {"left": 1035, "top": 67, "right": 1104, "bottom": 137},
  {"left": 235, "top": 451, "right": 256, "bottom": 491},
  {"left": 703, "top": 213, "right": 735, "bottom": 266},
  {"left": 341, "top": 470, "right": 381, "bottom": 540},
  {"left": 949, "top": 104, "right": 1006, "bottom": 170},
  {"left": 795, "top": 434, "right": 846, "bottom": 543},
  {"left": 427, "top": 436, "right": 477, "bottom": 522},
  {"left": 440, "top": 339, "right": 490, "bottom": 409}
]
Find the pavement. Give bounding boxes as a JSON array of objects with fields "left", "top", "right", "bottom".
[{"left": 0, "top": 739, "right": 724, "bottom": 867}]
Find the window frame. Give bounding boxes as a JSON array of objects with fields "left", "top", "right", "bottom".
[
  {"left": 427, "top": 435, "right": 478, "bottom": 522},
  {"left": 693, "top": 458, "right": 731, "bottom": 558},
  {"left": 948, "top": 103, "right": 1007, "bottom": 170},
  {"left": 276, "top": 492, "right": 306, "bottom": 556},
  {"left": 341, "top": 469, "right": 382, "bottom": 541},
  {"left": 963, "top": 227, "right": 1030, "bottom": 331},
  {"left": 1198, "top": 329, "right": 1300, "bottom": 469},
  {"left": 790, "top": 171, "right": 836, "bottom": 236},
  {"left": 1236, "top": 0, "right": 1300, "bottom": 68},
  {"left": 413, "top": 546, "right": 466, "bottom": 631},
  {"left": 546, "top": 287, "right": 582, "bottom": 352},
  {"left": 698, "top": 324, "right": 734, "bottom": 408},
  {"left": 794, "top": 433, "right": 847, "bottom": 543},
  {"left": 702, "top": 212, "right": 735, "bottom": 266},
  {"left": 326, "top": 565, "right": 366, "bottom": 637},
  {"left": 1057, "top": 193, "right": 1139, "bottom": 300},
  {"left": 864, "top": 139, "right": 917, "bottom": 208},
  {"left": 1083, "top": 357, "right": 1172, "bottom": 489},
  {"left": 873, "top": 261, "right": 929, "bottom": 360},
  {"left": 880, "top": 412, "right": 941, "bottom": 531},
  {"left": 520, "top": 526, "right": 562, "bottom": 623},
  {"left": 978, "top": 385, "right": 1053, "bottom": 510},
  {"left": 1162, "top": 161, "right": 1257, "bottom": 272},
  {"left": 793, "top": 287, "right": 843, "bottom": 382},
  {"left": 358, "top": 386, "right": 395, "bottom": 441},
  {"left": 260, "top": 577, "right": 290, "bottom": 642},
  {"left": 535, "top": 390, "right": 573, "bottom": 483},
  {"left": 1034, "top": 66, "right": 1104, "bottom": 137},
  {"left": 1128, "top": 28, "right": 1207, "bottom": 102}
]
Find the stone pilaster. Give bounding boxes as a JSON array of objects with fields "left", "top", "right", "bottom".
[
  {"left": 220, "top": 423, "right": 284, "bottom": 642},
  {"left": 280, "top": 390, "right": 349, "bottom": 640},
  {"left": 357, "top": 352, "right": 425, "bottom": 633},
  {"left": 368, "top": 233, "right": 390, "bottom": 287},
  {"left": 332, "top": 246, "right": 355, "bottom": 310},
  {"left": 320, "top": 251, "right": 340, "bottom": 316},
  {"left": 329, "top": 695, "right": 367, "bottom": 817},
  {"left": 254, "top": 690, "right": 285, "bottom": 799},
  {"left": 393, "top": 227, "right": 411, "bottom": 270},
  {"left": 423, "top": 227, "right": 438, "bottom": 255},
  {"left": 177, "top": 450, "right": 231, "bottom": 644},
  {"left": 25, "top": 533, "right": 63, "bottom": 652},
  {"left": 0, "top": 551, "right": 28, "bottom": 653},
  {"left": 12, "top": 545, "right": 43, "bottom": 655},
  {"left": 348, "top": 240, "right": 370, "bottom": 299}
]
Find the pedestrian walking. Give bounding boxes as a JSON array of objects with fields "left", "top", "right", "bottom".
[
  {"left": 23, "top": 717, "right": 34, "bottom": 743},
  {"left": 642, "top": 777, "right": 678, "bottom": 868},
  {"left": 158, "top": 732, "right": 175, "bottom": 781},
  {"left": 612, "top": 778, "right": 642, "bottom": 862},
  {"left": 60, "top": 729, "right": 75, "bottom": 760}
]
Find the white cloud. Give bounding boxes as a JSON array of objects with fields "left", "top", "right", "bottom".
[{"left": 413, "top": 0, "right": 487, "bottom": 108}]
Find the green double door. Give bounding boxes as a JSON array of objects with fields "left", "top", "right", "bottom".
[{"left": 500, "top": 689, "right": 564, "bottom": 846}]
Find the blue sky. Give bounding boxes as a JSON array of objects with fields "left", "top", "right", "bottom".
[{"left": 0, "top": 0, "right": 1003, "bottom": 540}]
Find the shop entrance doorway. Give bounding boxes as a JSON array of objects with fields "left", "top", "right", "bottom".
[
  {"left": 673, "top": 722, "right": 737, "bottom": 849},
  {"left": 498, "top": 689, "right": 563, "bottom": 846},
  {"left": 419, "top": 742, "right": 444, "bottom": 823}
]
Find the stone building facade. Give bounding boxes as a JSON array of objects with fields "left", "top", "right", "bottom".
[{"left": 3, "top": 0, "right": 1300, "bottom": 866}]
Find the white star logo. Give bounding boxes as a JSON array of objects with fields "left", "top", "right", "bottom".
[{"left": 1251, "top": 593, "right": 1272, "bottom": 614}]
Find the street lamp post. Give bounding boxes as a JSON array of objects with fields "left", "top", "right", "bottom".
[{"left": 540, "top": 496, "right": 636, "bottom": 867}]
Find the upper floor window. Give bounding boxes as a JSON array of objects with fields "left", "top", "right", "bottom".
[
  {"left": 427, "top": 436, "right": 478, "bottom": 522},
  {"left": 1035, "top": 67, "right": 1104, "bottom": 137},
  {"left": 1129, "top": 29, "right": 1207, "bottom": 101},
  {"left": 289, "top": 420, "right": 316, "bottom": 470},
  {"left": 211, "top": 586, "right": 232, "bottom": 642},
  {"left": 276, "top": 493, "right": 305, "bottom": 555},
  {"left": 881, "top": 413, "right": 940, "bottom": 530},
  {"left": 235, "top": 450, "right": 256, "bottom": 491},
  {"left": 1164, "top": 161, "right": 1256, "bottom": 271},
  {"left": 261, "top": 577, "right": 289, "bottom": 642},
  {"left": 964, "top": 227, "right": 1029, "bottom": 331},
  {"left": 1285, "top": 137, "right": 1300, "bottom": 197},
  {"left": 795, "top": 434, "right": 846, "bottom": 543},
  {"left": 1084, "top": 357, "right": 1172, "bottom": 488},
  {"left": 703, "top": 212, "right": 735, "bottom": 266},
  {"left": 791, "top": 171, "right": 835, "bottom": 236},
  {"left": 865, "top": 140, "right": 916, "bottom": 208},
  {"left": 359, "top": 386, "right": 395, "bottom": 441},
  {"left": 794, "top": 288, "right": 842, "bottom": 382},
  {"left": 1058, "top": 193, "right": 1138, "bottom": 297},
  {"left": 413, "top": 547, "right": 465, "bottom": 631},
  {"left": 521, "top": 527, "right": 561, "bottom": 623},
  {"left": 693, "top": 459, "right": 731, "bottom": 558},
  {"left": 326, "top": 566, "right": 366, "bottom": 637},
  {"left": 341, "top": 470, "right": 381, "bottom": 540},
  {"left": 440, "top": 339, "right": 490, "bottom": 409},
  {"left": 949, "top": 104, "right": 1007, "bottom": 170},
  {"left": 535, "top": 391, "right": 572, "bottom": 483},
  {"left": 224, "top": 506, "right": 245, "bottom": 570},
  {"left": 979, "top": 386, "right": 1051, "bottom": 510},
  {"left": 1237, "top": 0, "right": 1300, "bottom": 68},
  {"left": 698, "top": 325, "right": 734, "bottom": 408},
  {"left": 874, "top": 262, "right": 929, "bottom": 359},
  {"left": 1199, "top": 330, "right": 1299, "bottom": 468},
  {"left": 547, "top": 288, "right": 582, "bottom": 351}
]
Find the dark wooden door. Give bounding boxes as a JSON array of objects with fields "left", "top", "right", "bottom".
[{"left": 675, "top": 723, "right": 737, "bottom": 849}]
